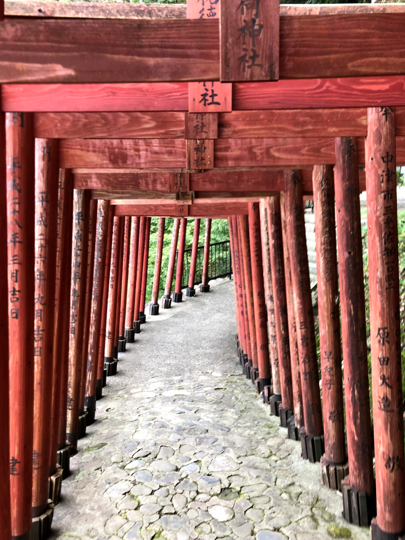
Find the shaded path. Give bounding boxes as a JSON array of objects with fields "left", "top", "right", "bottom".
[{"left": 51, "top": 280, "right": 370, "bottom": 540}]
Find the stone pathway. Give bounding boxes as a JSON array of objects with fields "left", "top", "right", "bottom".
[{"left": 50, "top": 280, "right": 370, "bottom": 540}]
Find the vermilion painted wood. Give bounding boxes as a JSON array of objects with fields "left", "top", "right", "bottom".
[
  {"left": 334, "top": 137, "right": 373, "bottom": 495},
  {"left": 119, "top": 217, "right": 131, "bottom": 339},
  {"left": 115, "top": 203, "right": 181, "bottom": 218},
  {"left": 113, "top": 218, "right": 125, "bottom": 350},
  {"left": 366, "top": 109, "right": 405, "bottom": 536},
  {"left": 85, "top": 200, "right": 110, "bottom": 414},
  {"left": 133, "top": 217, "right": 146, "bottom": 325},
  {"left": 185, "top": 113, "right": 218, "bottom": 140},
  {"left": 248, "top": 203, "right": 271, "bottom": 385},
  {"left": 280, "top": 191, "right": 303, "bottom": 429},
  {"left": 32, "top": 138, "right": 59, "bottom": 518},
  {"left": 228, "top": 217, "right": 243, "bottom": 352},
  {"left": 6, "top": 112, "right": 35, "bottom": 540},
  {"left": 139, "top": 217, "right": 151, "bottom": 316},
  {"left": 189, "top": 83, "right": 232, "bottom": 113},
  {"left": 188, "top": 219, "right": 200, "bottom": 290},
  {"left": 187, "top": 0, "right": 219, "bottom": 20},
  {"left": 220, "top": 0, "right": 279, "bottom": 82},
  {"left": 189, "top": 202, "right": 248, "bottom": 217},
  {"left": 163, "top": 218, "right": 180, "bottom": 298},
  {"left": 238, "top": 215, "right": 258, "bottom": 369},
  {"left": 312, "top": 165, "right": 345, "bottom": 466},
  {"left": 104, "top": 216, "right": 121, "bottom": 362},
  {"left": 186, "top": 139, "right": 214, "bottom": 170},
  {"left": 267, "top": 196, "right": 294, "bottom": 411},
  {"left": 75, "top": 172, "right": 175, "bottom": 192},
  {"left": 259, "top": 200, "right": 281, "bottom": 395},
  {"left": 35, "top": 112, "right": 185, "bottom": 139},
  {"left": 0, "top": 19, "right": 219, "bottom": 84},
  {"left": 56, "top": 170, "right": 73, "bottom": 453},
  {"left": 174, "top": 218, "right": 187, "bottom": 296},
  {"left": 151, "top": 218, "right": 165, "bottom": 305},
  {"left": 78, "top": 199, "right": 97, "bottom": 418},
  {"left": 125, "top": 217, "right": 140, "bottom": 333},
  {"left": 0, "top": 104, "right": 11, "bottom": 540},
  {"left": 60, "top": 139, "right": 186, "bottom": 169},
  {"left": 66, "top": 189, "right": 90, "bottom": 453},
  {"left": 233, "top": 215, "right": 250, "bottom": 361},
  {"left": 284, "top": 169, "right": 323, "bottom": 439},
  {"left": 96, "top": 207, "right": 114, "bottom": 385},
  {"left": 201, "top": 219, "right": 211, "bottom": 288}
]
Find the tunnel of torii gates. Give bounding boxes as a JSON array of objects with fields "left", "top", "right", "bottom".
[{"left": 3, "top": 1, "right": 405, "bottom": 540}]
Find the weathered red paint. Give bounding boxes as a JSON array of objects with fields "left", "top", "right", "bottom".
[
  {"left": 119, "top": 216, "right": 131, "bottom": 338},
  {"left": 163, "top": 218, "right": 180, "bottom": 300},
  {"left": 139, "top": 217, "right": 151, "bottom": 317},
  {"left": 113, "top": 218, "right": 125, "bottom": 353},
  {"left": 235, "top": 215, "right": 251, "bottom": 362},
  {"left": 151, "top": 217, "right": 166, "bottom": 306},
  {"left": 187, "top": 218, "right": 201, "bottom": 293},
  {"left": 174, "top": 218, "right": 187, "bottom": 298},
  {"left": 104, "top": 216, "right": 122, "bottom": 362},
  {"left": 125, "top": 216, "right": 140, "bottom": 336},
  {"left": 133, "top": 217, "right": 146, "bottom": 326},
  {"left": 201, "top": 218, "right": 211, "bottom": 289}
]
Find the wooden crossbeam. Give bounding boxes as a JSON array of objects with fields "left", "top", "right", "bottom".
[
  {"left": 1, "top": 16, "right": 405, "bottom": 83},
  {"left": 114, "top": 201, "right": 249, "bottom": 217}
]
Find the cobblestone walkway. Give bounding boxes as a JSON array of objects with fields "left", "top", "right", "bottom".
[{"left": 51, "top": 280, "right": 370, "bottom": 540}]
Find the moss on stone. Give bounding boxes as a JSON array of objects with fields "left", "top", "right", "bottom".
[{"left": 327, "top": 525, "right": 352, "bottom": 538}]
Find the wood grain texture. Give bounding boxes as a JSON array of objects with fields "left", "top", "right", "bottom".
[
  {"left": 187, "top": 218, "right": 200, "bottom": 289},
  {"left": 0, "top": 19, "right": 219, "bottom": 83},
  {"left": 151, "top": 218, "right": 165, "bottom": 304},
  {"left": 190, "top": 201, "right": 248, "bottom": 216},
  {"left": 60, "top": 139, "right": 186, "bottom": 169},
  {"left": 93, "top": 191, "right": 177, "bottom": 201},
  {"left": 175, "top": 218, "right": 187, "bottom": 294},
  {"left": 2, "top": 83, "right": 189, "bottom": 112},
  {"left": 185, "top": 113, "right": 218, "bottom": 140},
  {"left": 163, "top": 218, "right": 180, "bottom": 297},
  {"left": 75, "top": 172, "right": 175, "bottom": 192},
  {"left": 35, "top": 112, "right": 185, "bottom": 139},
  {"left": 186, "top": 139, "right": 214, "bottom": 169},
  {"left": 189, "top": 82, "right": 231, "bottom": 113}
]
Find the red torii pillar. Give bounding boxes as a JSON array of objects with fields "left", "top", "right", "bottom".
[
  {"left": 236, "top": 216, "right": 252, "bottom": 377},
  {"left": 162, "top": 218, "right": 180, "bottom": 309},
  {"left": 186, "top": 218, "right": 201, "bottom": 297},
  {"left": 139, "top": 217, "right": 151, "bottom": 323},
  {"left": 85, "top": 200, "right": 110, "bottom": 425},
  {"left": 6, "top": 112, "right": 35, "bottom": 540},
  {"left": 173, "top": 218, "right": 187, "bottom": 303},
  {"left": 118, "top": 216, "right": 131, "bottom": 351},
  {"left": 124, "top": 216, "right": 140, "bottom": 343},
  {"left": 133, "top": 217, "right": 146, "bottom": 331},
  {"left": 335, "top": 137, "right": 374, "bottom": 525},
  {"left": 150, "top": 217, "right": 165, "bottom": 315},
  {"left": 285, "top": 170, "right": 324, "bottom": 463},
  {"left": 313, "top": 165, "right": 347, "bottom": 490},
  {"left": 200, "top": 218, "right": 212, "bottom": 293},
  {"left": 367, "top": 108, "right": 405, "bottom": 539},
  {"left": 32, "top": 138, "right": 59, "bottom": 534},
  {"left": 113, "top": 219, "right": 125, "bottom": 360}
]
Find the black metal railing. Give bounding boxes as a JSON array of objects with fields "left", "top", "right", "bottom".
[{"left": 179, "top": 240, "right": 232, "bottom": 289}]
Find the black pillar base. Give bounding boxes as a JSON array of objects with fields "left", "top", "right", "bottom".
[
  {"left": 321, "top": 455, "right": 349, "bottom": 492},
  {"left": 371, "top": 519, "right": 405, "bottom": 540},
  {"left": 96, "top": 379, "right": 103, "bottom": 400},
  {"left": 56, "top": 445, "right": 70, "bottom": 479},
  {"left": 32, "top": 501, "right": 54, "bottom": 540},
  {"left": 287, "top": 415, "right": 300, "bottom": 441},
  {"left": 279, "top": 407, "right": 294, "bottom": 428},
  {"left": 186, "top": 287, "right": 195, "bottom": 297},
  {"left": 270, "top": 394, "right": 282, "bottom": 417},
  {"left": 263, "top": 385, "right": 272, "bottom": 404},
  {"left": 133, "top": 320, "right": 141, "bottom": 333},
  {"left": 49, "top": 466, "right": 63, "bottom": 505},
  {"left": 200, "top": 284, "right": 210, "bottom": 293},
  {"left": 241, "top": 353, "right": 248, "bottom": 370},
  {"left": 125, "top": 328, "right": 135, "bottom": 343},
  {"left": 78, "top": 411, "right": 87, "bottom": 439},
  {"left": 300, "top": 427, "right": 324, "bottom": 463},
  {"left": 113, "top": 345, "right": 118, "bottom": 359},
  {"left": 342, "top": 480, "right": 375, "bottom": 527},
  {"left": 243, "top": 360, "right": 251, "bottom": 379},
  {"left": 105, "top": 358, "right": 118, "bottom": 376},
  {"left": 139, "top": 311, "right": 146, "bottom": 324},
  {"left": 258, "top": 377, "right": 272, "bottom": 395},
  {"left": 66, "top": 432, "right": 78, "bottom": 455},
  {"left": 250, "top": 366, "right": 259, "bottom": 385},
  {"left": 173, "top": 291, "right": 183, "bottom": 303},
  {"left": 103, "top": 367, "right": 107, "bottom": 387},
  {"left": 85, "top": 395, "right": 96, "bottom": 425},
  {"left": 149, "top": 303, "right": 159, "bottom": 316},
  {"left": 161, "top": 296, "right": 172, "bottom": 309},
  {"left": 118, "top": 337, "right": 126, "bottom": 352}
]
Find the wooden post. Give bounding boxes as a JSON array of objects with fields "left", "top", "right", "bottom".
[
  {"left": 118, "top": 216, "right": 131, "bottom": 351},
  {"left": 335, "top": 137, "right": 374, "bottom": 525},
  {"left": 248, "top": 202, "right": 271, "bottom": 394},
  {"left": 139, "top": 217, "right": 151, "bottom": 324},
  {"left": 124, "top": 216, "right": 140, "bottom": 343},
  {"left": 200, "top": 218, "right": 212, "bottom": 293},
  {"left": 312, "top": 165, "right": 347, "bottom": 490},
  {"left": 66, "top": 189, "right": 90, "bottom": 454},
  {"left": 238, "top": 215, "right": 258, "bottom": 383},
  {"left": 77, "top": 199, "right": 97, "bottom": 439},
  {"left": 6, "top": 112, "right": 35, "bottom": 540},
  {"left": 113, "top": 218, "right": 125, "bottom": 360},
  {"left": 84, "top": 200, "right": 110, "bottom": 425},
  {"left": 0, "top": 92, "right": 11, "bottom": 540},
  {"left": 280, "top": 192, "right": 303, "bottom": 441},
  {"left": 55, "top": 170, "right": 73, "bottom": 480},
  {"left": 104, "top": 216, "right": 121, "bottom": 377},
  {"left": 259, "top": 200, "right": 280, "bottom": 407},
  {"left": 32, "top": 138, "right": 59, "bottom": 532},
  {"left": 133, "top": 217, "right": 146, "bottom": 330},
  {"left": 284, "top": 170, "right": 324, "bottom": 463},
  {"left": 150, "top": 217, "right": 165, "bottom": 315},
  {"left": 162, "top": 218, "right": 180, "bottom": 309},
  {"left": 173, "top": 218, "right": 187, "bottom": 303},
  {"left": 267, "top": 196, "right": 294, "bottom": 425},
  {"left": 186, "top": 218, "right": 200, "bottom": 297},
  {"left": 366, "top": 109, "right": 405, "bottom": 538},
  {"left": 96, "top": 207, "right": 113, "bottom": 395}
]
